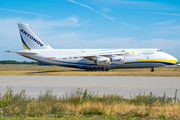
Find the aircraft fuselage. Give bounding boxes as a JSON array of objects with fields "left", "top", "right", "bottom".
[{"left": 18, "top": 48, "right": 178, "bottom": 70}]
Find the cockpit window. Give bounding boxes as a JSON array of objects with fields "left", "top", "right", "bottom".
[{"left": 157, "top": 50, "right": 162, "bottom": 52}]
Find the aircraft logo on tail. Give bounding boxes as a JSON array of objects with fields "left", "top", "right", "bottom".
[{"left": 20, "top": 29, "right": 44, "bottom": 47}]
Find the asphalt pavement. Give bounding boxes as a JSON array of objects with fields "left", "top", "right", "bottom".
[{"left": 0, "top": 75, "right": 180, "bottom": 98}]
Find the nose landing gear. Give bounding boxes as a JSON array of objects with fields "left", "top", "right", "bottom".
[{"left": 151, "top": 67, "right": 154, "bottom": 72}]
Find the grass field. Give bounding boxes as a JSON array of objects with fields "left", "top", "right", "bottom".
[
  {"left": 0, "top": 64, "right": 180, "bottom": 76},
  {"left": 0, "top": 87, "right": 180, "bottom": 119}
]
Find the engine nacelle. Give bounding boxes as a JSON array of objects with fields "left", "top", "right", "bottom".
[
  {"left": 96, "top": 57, "right": 111, "bottom": 66},
  {"left": 111, "top": 56, "right": 124, "bottom": 64}
]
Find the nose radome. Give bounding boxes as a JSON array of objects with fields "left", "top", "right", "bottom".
[
  {"left": 169, "top": 54, "right": 177, "bottom": 61},
  {"left": 167, "top": 54, "right": 178, "bottom": 64},
  {"left": 162, "top": 52, "right": 178, "bottom": 64}
]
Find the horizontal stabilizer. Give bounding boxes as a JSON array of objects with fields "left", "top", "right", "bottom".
[{"left": 4, "top": 50, "right": 38, "bottom": 54}]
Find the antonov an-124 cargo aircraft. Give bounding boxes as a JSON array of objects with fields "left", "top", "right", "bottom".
[{"left": 6, "top": 23, "right": 179, "bottom": 72}]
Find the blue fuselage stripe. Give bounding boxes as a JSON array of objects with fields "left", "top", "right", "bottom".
[
  {"left": 125, "top": 61, "right": 175, "bottom": 65},
  {"left": 47, "top": 59, "right": 175, "bottom": 66}
]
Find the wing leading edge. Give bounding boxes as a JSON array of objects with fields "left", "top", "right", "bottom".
[{"left": 49, "top": 50, "right": 126, "bottom": 60}]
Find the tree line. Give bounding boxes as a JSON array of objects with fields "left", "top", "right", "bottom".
[{"left": 0, "top": 60, "right": 38, "bottom": 64}]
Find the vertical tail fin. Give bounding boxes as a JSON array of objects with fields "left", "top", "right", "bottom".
[{"left": 18, "top": 23, "right": 52, "bottom": 50}]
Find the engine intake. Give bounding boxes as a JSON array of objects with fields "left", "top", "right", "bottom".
[
  {"left": 96, "top": 57, "right": 110, "bottom": 66},
  {"left": 111, "top": 56, "right": 124, "bottom": 64}
]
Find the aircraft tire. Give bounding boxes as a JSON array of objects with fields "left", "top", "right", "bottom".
[
  {"left": 102, "top": 68, "right": 105, "bottom": 71},
  {"left": 97, "top": 68, "right": 101, "bottom": 71},
  {"left": 86, "top": 69, "right": 89, "bottom": 71},
  {"left": 151, "top": 67, "right": 154, "bottom": 72},
  {"left": 89, "top": 68, "right": 93, "bottom": 71}
]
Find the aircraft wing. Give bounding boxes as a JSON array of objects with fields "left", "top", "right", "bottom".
[{"left": 55, "top": 50, "right": 126, "bottom": 60}]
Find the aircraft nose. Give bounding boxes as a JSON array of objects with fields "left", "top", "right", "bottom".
[{"left": 168, "top": 54, "right": 178, "bottom": 64}]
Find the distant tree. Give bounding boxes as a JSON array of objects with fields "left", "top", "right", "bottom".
[{"left": 0, "top": 60, "right": 38, "bottom": 64}]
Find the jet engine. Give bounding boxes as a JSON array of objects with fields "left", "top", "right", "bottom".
[
  {"left": 96, "top": 57, "right": 111, "bottom": 66},
  {"left": 111, "top": 56, "right": 124, "bottom": 64}
]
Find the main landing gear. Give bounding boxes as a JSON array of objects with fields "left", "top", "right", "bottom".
[
  {"left": 151, "top": 67, "right": 154, "bottom": 72},
  {"left": 86, "top": 67, "right": 109, "bottom": 71}
]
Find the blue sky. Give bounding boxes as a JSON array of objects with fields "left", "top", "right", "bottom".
[{"left": 0, "top": 0, "right": 180, "bottom": 61}]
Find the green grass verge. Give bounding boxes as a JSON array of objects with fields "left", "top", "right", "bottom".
[{"left": 0, "top": 87, "right": 179, "bottom": 119}]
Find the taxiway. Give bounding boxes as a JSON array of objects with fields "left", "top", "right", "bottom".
[{"left": 0, "top": 75, "right": 179, "bottom": 98}]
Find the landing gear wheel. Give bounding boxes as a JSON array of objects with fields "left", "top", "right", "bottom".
[
  {"left": 89, "top": 68, "right": 93, "bottom": 71},
  {"left": 98, "top": 68, "right": 101, "bottom": 71},
  {"left": 106, "top": 69, "right": 109, "bottom": 71},
  {"left": 151, "top": 67, "right": 154, "bottom": 72},
  {"left": 86, "top": 69, "right": 89, "bottom": 71}
]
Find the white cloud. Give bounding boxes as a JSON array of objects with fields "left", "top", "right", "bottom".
[
  {"left": 45, "top": 32, "right": 83, "bottom": 48},
  {"left": 172, "top": 26, "right": 180, "bottom": 29},
  {"left": 0, "top": 8, "right": 52, "bottom": 18},
  {"left": 101, "top": 7, "right": 111, "bottom": 13},
  {"left": 0, "top": 17, "right": 80, "bottom": 36},
  {"left": 119, "top": 22, "right": 141, "bottom": 29},
  {"left": 91, "top": 0, "right": 156, "bottom": 5},
  {"left": 151, "top": 20, "right": 173, "bottom": 25},
  {"left": 25, "top": 17, "right": 80, "bottom": 30},
  {"left": 148, "top": 12, "right": 180, "bottom": 17},
  {"left": 159, "top": 13, "right": 180, "bottom": 16},
  {"left": 101, "top": 14, "right": 114, "bottom": 21},
  {"left": 68, "top": 0, "right": 114, "bottom": 22},
  {"left": 149, "top": 26, "right": 180, "bottom": 30}
]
